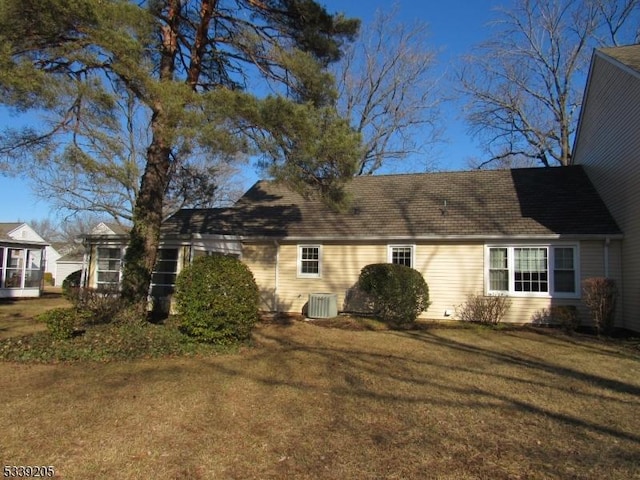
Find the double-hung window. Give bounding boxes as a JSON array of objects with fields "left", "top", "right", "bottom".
[
  {"left": 389, "top": 245, "right": 414, "bottom": 268},
  {"left": 298, "top": 245, "right": 321, "bottom": 278},
  {"left": 486, "top": 245, "right": 578, "bottom": 297}
]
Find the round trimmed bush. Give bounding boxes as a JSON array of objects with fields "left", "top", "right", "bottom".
[
  {"left": 358, "top": 263, "right": 430, "bottom": 326},
  {"left": 174, "top": 254, "right": 260, "bottom": 344}
]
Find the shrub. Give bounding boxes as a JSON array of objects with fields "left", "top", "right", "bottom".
[
  {"left": 582, "top": 277, "right": 617, "bottom": 335},
  {"left": 43, "top": 272, "right": 54, "bottom": 286},
  {"left": 358, "top": 263, "right": 430, "bottom": 326},
  {"left": 175, "top": 254, "right": 260, "bottom": 344},
  {"left": 62, "top": 270, "right": 82, "bottom": 297},
  {"left": 38, "top": 308, "right": 78, "bottom": 340},
  {"left": 65, "top": 287, "right": 122, "bottom": 325},
  {"left": 457, "top": 294, "right": 511, "bottom": 325},
  {"left": 531, "top": 305, "right": 580, "bottom": 333},
  {"left": 552, "top": 305, "right": 580, "bottom": 333}
]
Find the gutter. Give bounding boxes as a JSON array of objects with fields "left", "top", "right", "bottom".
[{"left": 240, "top": 233, "right": 624, "bottom": 242}]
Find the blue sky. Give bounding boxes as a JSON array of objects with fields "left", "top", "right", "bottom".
[{"left": 0, "top": 0, "right": 506, "bottom": 223}]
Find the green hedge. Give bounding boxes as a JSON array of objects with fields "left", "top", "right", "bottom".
[
  {"left": 358, "top": 263, "right": 430, "bottom": 326},
  {"left": 174, "top": 254, "right": 260, "bottom": 344}
]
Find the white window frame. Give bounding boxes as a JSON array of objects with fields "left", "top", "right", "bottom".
[
  {"left": 485, "top": 244, "right": 580, "bottom": 299},
  {"left": 388, "top": 245, "right": 415, "bottom": 268},
  {"left": 297, "top": 245, "right": 322, "bottom": 278}
]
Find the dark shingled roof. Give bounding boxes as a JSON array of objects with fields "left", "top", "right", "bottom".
[
  {"left": 0, "top": 222, "right": 23, "bottom": 241},
  {"left": 599, "top": 44, "right": 640, "bottom": 74},
  {"left": 162, "top": 166, "right": 621, "bottom": 239}
]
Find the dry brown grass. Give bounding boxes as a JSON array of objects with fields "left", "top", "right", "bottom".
[
  {"left": 0, "top": 291, "right": 70, "bottom": 339},
  {"left": 1, "top": 314, "right": 640, "bottom": 479}
]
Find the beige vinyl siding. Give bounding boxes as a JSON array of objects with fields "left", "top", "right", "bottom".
[
  {"left": 275, "top": 242, "right": 385, "bottom": 314},
  {"left": 274, "top": 241, "right": 485, "bottom": 320},
  {"left": 574, "top": 53, "right": 640, "bottom": 331},
  {"left": 263, "top": 239, "right": 619, "bottom": 326},
  {"left": 579, "top": 239, "right": 623, "bottom": 327},
  {"left": 416, "top": 242, "right": 484, "bottom": 320},
  {"left": 242, "top": 243, "right": 278, "bottom": 311}
]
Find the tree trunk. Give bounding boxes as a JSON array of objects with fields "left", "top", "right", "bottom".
[
  {"left": 120, "top": 0, "right": 179, "bottom": 308},
  {"left": 120, "top": 122, "right": 172, "bottom": 306}
]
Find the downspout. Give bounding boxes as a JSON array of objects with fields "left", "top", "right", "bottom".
[{"left": 274, "top": 240, "right": 280, "bottom": 312}]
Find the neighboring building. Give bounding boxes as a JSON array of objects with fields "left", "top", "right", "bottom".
[
  {"left": 54, "top": 252, "right": 84, "bottom": 287},
  {"left": 0, "top": 223, "right": 60, "bottom": 278},
  {"left": 83, "top": 167, "right": 622, "bottom": 325},
  {"left": 0, "top": 223, "right": 50, "bottom": 298},
  {"left": 573, "top": 44, "right": 640, "bottom": 332}
]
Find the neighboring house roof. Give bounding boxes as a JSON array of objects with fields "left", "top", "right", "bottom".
[
  {"left": 0, "top": 222, "right": 25, "bottom": 242},
  {"left": 162, "top": 166, "right": 621, "bottom": 240},
  {"left": 0, "top": 222, "right": 49, "bottom": 246},
  {"left": 598, "top": 44, "right": 640, "bottom": 73},
  {"left": 0, "top": 222, "right": 24, "bottom": 236},
  {"left": 90, "top": 222, "right": 131, "bottom": 236}
]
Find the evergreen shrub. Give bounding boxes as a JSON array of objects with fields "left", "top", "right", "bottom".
[
  {"left": 175, "top": 254, "right": 260, "bottom": 344},
  {"left": 358, "top": 263, "right": 430, "bottom": 326}
]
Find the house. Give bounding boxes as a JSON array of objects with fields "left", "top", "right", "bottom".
[
  {"left": 54, "top": 252, "right": 84, "bottom": 287},
  {"left": 0, "top": 223, "right": 61, "bottom": 278},
  {"left": 80, "top": 222, "right": 131, "bottom": 289},
  {"left": 573, "top": 44, "right": 640, "bottom": 332},
  {"left": 0, "top": 223, "right": 51, "bottom": 297},
  {"left": 83, "top": 166, "right": 622, "bottom": 325}
]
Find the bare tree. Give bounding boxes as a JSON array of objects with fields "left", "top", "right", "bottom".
[
  {"left": 459, "top": 0, "right": 640, "bottom": 168},
  {"left": 29, "top": 213, "right": 109, "bottom": 254},
  {"left": 13, "top": 89, "right": 244, "bottom": 224},
  {"left": 333, "top": 7, "right": 442, "bottom": 175}
]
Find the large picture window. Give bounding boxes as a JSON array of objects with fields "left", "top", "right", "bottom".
[
  {"left": 298, "top": 245, "right": 321, "bottom": 278},
  {"left": 486, "top": 245, "right": 578, "bottom": 297},
  {"left": 514, "top": 247, "right": 548, "bottom": 293}
]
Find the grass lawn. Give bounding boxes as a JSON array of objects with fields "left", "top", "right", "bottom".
[
  {"left": 1, "top": 299, "right": 640, "bottom": 479},
  {"left": 0, "top": 291, "right": 70, "bottom": 339}
]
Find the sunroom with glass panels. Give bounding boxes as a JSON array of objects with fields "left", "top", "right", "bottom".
[{"left": 0, "top": 239, "right": 47, "bottom": 298}]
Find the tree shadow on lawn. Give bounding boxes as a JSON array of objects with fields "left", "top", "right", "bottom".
[
  {"left": 243, "top": 325, "right": 640, "bottom": 443},
  {"left": 10, "top": 322, "right": 639, "bottom": 479},
  {"left": 396, "top": 328, "right": 640, "bottom": 397}
]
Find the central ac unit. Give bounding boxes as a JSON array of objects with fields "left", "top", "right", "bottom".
[{"left": 308, "top": 293, "right": 338, "bottom": 319}]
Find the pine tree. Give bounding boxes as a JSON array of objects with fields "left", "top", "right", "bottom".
[{"left": 0, "top": 0, "right": 361, "bottom": 307}]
